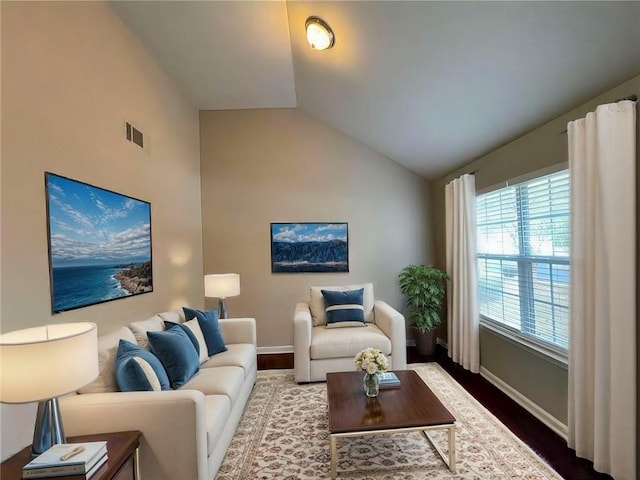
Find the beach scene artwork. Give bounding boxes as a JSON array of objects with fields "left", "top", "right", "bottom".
[
  {"left": 45, "top": 173, "right": 152, "bottom": 313},
  {"left": 271, "top": 223, "right": 348, "bottom": 273}
]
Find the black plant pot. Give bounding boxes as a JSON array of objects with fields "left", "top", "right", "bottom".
[{"left": 414, "top": 326, "right": 439, "bottom": 356}]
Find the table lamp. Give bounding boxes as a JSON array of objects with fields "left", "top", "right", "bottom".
[
  {"left": 0, "top": 322, "right": 98, "bottom": 457},
  {"left": 204, "top": 273, "right": 240, "bottom": 319}
]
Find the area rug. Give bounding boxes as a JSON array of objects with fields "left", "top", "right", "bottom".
[{"left": 216, "top": 364, "right": 562, "bottom": 479}]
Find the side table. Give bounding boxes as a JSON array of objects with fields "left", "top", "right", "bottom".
[{"left": 1, "top": 431, "right": 141, "bottom": 480}]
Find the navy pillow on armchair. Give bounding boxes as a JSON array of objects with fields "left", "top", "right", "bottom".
[{"left": 321, "top": 288, "right": 366, "bottom": 328}]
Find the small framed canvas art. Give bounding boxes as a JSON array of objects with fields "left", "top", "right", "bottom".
[{"left": 270, "top": 222, "right": 349, "bottom": 273}]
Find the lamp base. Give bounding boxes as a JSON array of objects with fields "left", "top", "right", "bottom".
[
  {"left": 218, "top": 298, "right": 228, "bottom": 319},
  {"left": 31, "top": 398, "right": 65, "bottom": 458}
]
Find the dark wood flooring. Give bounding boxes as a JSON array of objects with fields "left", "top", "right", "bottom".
[{"left": 257, "top": 347, "right": 612, "bottom": 480}]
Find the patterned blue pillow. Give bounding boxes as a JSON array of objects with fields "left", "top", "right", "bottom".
[
  {"left": 148, "top": 328, "right": 199, "bottom": 389},
  {"left": 183, "top": 307, "right": 227, "bottom": 356},
  {"left": 115, "top": 339, "right": 170, "bottom": 392},
  {"left": 321, "top": 288, "right": 366, "bottom": 328}
]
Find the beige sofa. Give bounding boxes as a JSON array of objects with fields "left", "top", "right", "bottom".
[
  {"left": 59, "top": 309, "right": 256, "bottom": 480},
  {"left": 294, "top": 283, "right": 406, "bottom": 383}
]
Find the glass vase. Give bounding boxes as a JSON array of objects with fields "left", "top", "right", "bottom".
[{"left": 363, "top": 372, "right": 380, "bottom": 397}]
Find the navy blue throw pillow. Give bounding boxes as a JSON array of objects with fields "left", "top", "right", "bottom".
[
  {"left": 164, "top": 321, "right": 200, "bottom": 356},
  {"left": 183, "top": 307, "right": 227, "bottom": 356},
  {"left": 321, "top": 288, "right": 366, "bottom": 328},
  {"left": 115, "top": 339, "right": 170, "bottom": 392},
  {"left": 147, "top": 328, "right": 199, "bottom": 389}
]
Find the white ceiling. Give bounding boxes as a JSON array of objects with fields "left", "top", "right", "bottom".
[{"left": 110, "top": 1, "right": 640, "bottom": 179}]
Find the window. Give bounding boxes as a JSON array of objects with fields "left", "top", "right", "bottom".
[{"left": 476, "top": 169, "right": 569, "bottom": 353}]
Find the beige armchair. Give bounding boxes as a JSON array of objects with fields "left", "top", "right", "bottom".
[{"left": 293, "top": 283, "right": 406, "bottom": 383}]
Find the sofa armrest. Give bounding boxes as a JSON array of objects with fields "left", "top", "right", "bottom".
[
  {"left": 374, "top": 300, "right": 407, "bottom": 370},
  {"left": 293, "top": 302, "right": 312, "bottom": 383},
  {"left": 60, "top": 390, "right": 208, "bottom": 480},
  {"left": 219, "top": 317, "right": 256, "bottom": 345}
]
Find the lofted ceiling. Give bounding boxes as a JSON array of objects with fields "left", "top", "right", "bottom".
[{"left": 110, "top": 1, "right": 640, "bottom": 179}]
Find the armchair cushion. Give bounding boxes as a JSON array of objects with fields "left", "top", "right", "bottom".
[
  {"left": 309, "top": 324, "right": 391, "bottom": 359},
  {"left": 322, "top": 288, "right": 366, "bottom": 328},
  {"left": 310, "top": 283, "right": 375, "bottom": 326}
]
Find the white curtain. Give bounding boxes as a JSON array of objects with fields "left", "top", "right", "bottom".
[
  {"left": 445, "top": 173, "right": 480, "bottom": 373},
  {"left": 567, "top": 101, "right": 636, "bottom": 480}
]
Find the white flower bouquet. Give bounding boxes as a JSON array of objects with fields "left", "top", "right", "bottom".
[{"left": 354, "top": 347, "right": 389, "bottom": 375}]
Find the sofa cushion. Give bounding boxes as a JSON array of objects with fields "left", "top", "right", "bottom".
[
  {"left": 148, "top": 328, "right": 200, "bottom": 389},
  {"left": 204, "top": 395, "right": 232, "bottom": 456},
  {"left": 310, "top": 283, "right": 375, "bottom": 326},
  {"left": 127, "top": 315, "right": 165, "bottom": 350},
  {"left": 115, "top": 339, "right": 170, "bottom": 392},
  {"left": 158, "top": 309, "right": 186, "bottom": 324},
  {"left": 322, "top": 288, "right": 366, "bottom": 328},
  {"left": 201, "top": 344, "right": 257, "bottom": 378},
  {"left": 79, "top": 326, "right": 137, "bottom": 394},
  {"left": 183, "top": 307, "right": 227, "bottom": 356},
  {"left": 180, "top": 366, "right": 244, "bottom": 401},
  {"left": 309, "top": 324, "right": 391, "bottom": 360}
]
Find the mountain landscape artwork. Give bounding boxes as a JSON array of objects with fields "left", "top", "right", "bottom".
[
  {"left": 271, "top": 222, "right": 348, "bottom": 273},
  {"left": 45, "top": 172, "right": 153, "bottom": 313}
]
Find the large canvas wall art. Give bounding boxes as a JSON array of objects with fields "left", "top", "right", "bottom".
[
  {"left": 45, "top": 172, "right": 153, "bottom": 313},
  {"left": 271, "top": 222, "right": 349, "bottom": 273}
]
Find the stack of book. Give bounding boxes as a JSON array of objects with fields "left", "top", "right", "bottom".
[
  {"left": 379, "top": 371, "right": 401, "bottom": 389},
  {"left": 22, "top": 441, "right": 108, "bottom": 479}
]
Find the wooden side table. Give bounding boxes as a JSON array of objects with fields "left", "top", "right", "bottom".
[{"left": 1, "top": 431, "right": 141, "bottom": 480}]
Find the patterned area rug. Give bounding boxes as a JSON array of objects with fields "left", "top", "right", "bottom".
[{"left": 216, "top": 364, "right": 562, "bottom": 479}]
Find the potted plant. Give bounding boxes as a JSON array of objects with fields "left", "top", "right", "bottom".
[{"left": 398, "top": 264, "right": 449, "bottom": 356}]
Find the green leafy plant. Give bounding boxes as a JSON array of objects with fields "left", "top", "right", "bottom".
[{"left": 398, "top": 265, "right": 449, "bottom": 334}]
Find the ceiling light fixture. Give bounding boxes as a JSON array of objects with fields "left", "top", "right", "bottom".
[{"left": 305, "top": 16, "right": 335, "bottom": 50}]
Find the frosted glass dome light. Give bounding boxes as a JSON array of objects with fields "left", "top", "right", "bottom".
[{"left": 305, "top": 17, "right": 335, "bottom": 50}]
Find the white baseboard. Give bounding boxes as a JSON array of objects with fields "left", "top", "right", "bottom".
[
  {"left": 257, "top": 345, "right": 293, "bottom": 355},
  {"left": 479, "top": 366, "right": 568, "bottom": 441}
]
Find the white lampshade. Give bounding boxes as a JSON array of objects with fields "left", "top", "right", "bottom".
[
  {"left": 0, "top": 322, "right": 98, "bottom": 404},
  {"left": 204, "top": 273, "right": 240, "bottom": 299}
]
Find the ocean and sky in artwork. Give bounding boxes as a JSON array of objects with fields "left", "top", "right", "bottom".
[{"left": 45, "top": 173, "right": 152, "bottom": 313}]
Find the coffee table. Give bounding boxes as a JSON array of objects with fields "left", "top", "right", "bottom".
[{"left": 326, "top": 370, "right": 456, "bottom": 479}]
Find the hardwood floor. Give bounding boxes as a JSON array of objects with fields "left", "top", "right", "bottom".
[
  {"left": 257, "top": 348, "right": 611, "bottom": 480},
  {"left": 409, "top": 347, "right": 612, "bottom": 480}
]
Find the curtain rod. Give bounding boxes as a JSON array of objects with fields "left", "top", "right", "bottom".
[
  {"left": 616, "top": 94, "right": 638, "bottom": 103},
  {"left": 560, "top": 94, "right": 637, "bottom": 134}
]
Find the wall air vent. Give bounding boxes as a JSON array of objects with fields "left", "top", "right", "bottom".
[{"left": 125, "top": 121, "right": 144, "bottom": 149}]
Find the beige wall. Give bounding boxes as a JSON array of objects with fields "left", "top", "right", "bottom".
[
  {"left": 431, "top": 74, "right": 640, "bottom": 426},
  {"left": 200, "top": 108, "right": 431, "bottom": 348},
  {"left": 0, "top": 1, "right": 202, "bottom": 459}
]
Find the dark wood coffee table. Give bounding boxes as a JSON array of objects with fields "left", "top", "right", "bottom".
[{"left": 326, "top": 370, "right": 456, "bottom": 479}]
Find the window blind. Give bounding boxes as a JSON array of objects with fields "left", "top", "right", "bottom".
[{"left": 476, "top": 169, "right": 570, "bottom": 351}]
